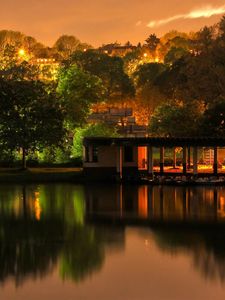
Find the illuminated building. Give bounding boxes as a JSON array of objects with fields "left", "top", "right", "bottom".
[
  {"left": 31, "top": 58, "right": 59, "bottom": 80},
  {"left": 83, "top": 137, "right": 225, "bottom": 180}
]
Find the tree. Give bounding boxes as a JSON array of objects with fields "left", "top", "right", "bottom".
[
  {"left": 54, "top": 35, "right": 80, "bottom": 56},
  {"left": 194, "top": 26, "right": 214, "bottom": 54},
  {"left": 133, "top": 63, "right": 167, "bottom": 87},
  {"left": 149, "top": 103, "right": 201, "bottom": 137},
  {"left": 160, "top": 30, "right": 189, "bottom": 45},
  {"left": 164, "top": 47, "right": 189, "bottom": 65},
  {"left": 131, "top": 63, "right": 167, "bottom": 124},
  {"left": 0, "top": 80, "right": 65, "bottom": 169},
  {"left": 54, "top": 35, "right": 91, "bottom": 59},
  {"left": 72, "top": 123, "right": 119, "bottom": 158},
  {"left": 69, "top": 50, "right": 135, "bottom": 102},
  {"left": 57, "top": 64, "right": 106, "bottom": 128},
  {"left": 156, "top": 31, "right": 193, "bottom": 62},
  {"left": 154, "top": 51, "right": 222, "bottom": 107},
  {"left": 145, "top": 34, "right": 160, "bottom": 52},
  {"left": 200, "top": 98, "right": 225, "bottom": 137},
  {"left": 122, "top": 48, "right": 142, "bottom": 75},
  {"left": 0, "top": 45, "right": 40, "bottom": 80},
  {"left": 135, "top": 84, "right": 165, "bottom": 125},
  {"left": 0, "top": 30, "right": 25, "bottom": 50}
]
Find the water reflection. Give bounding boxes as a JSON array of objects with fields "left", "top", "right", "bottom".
[
  {"left": 152, "top": 228, "right": 225, "bottom": 284},
  {"left": 85, "top": 185, "right": 225, "bottom": 222},
  {"left": 0, "top": 184, "right": 225, "bottom": 289},
  {"left": 0, "top": 185, "right": 125, "bottom": 286}
]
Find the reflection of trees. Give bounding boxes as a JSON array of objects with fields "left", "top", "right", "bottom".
[
  {"left": 0, "top": 219, "right": 64, "bottom": 286},
  {"left": 153, "top": 228, "right": 225, "bottom": 283},
  {"left": 0, "top": 184, "right": 110, "bottom": 285},
  {"left": 60, "top": 226, "right": 105, "bottom": 282},
  {"left": 0, "top": 220, "right": 107, "bottom": 286}
]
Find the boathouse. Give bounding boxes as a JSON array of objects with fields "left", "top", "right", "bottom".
[{"left": 83, "top": 137, "right": 225, "bottom": 179}]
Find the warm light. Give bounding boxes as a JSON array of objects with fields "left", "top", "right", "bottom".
[
  {"left": 155, "top": 57, "right": 159, "bottom": 62},
  {"left": 84, "top": 48, "right": 87, "bottom": 52},
  {"left": 34, "top": 191, "right": 41, "bottom": 221},
  {"left": 18, "top": 49, "right": 25, "bottom": 57},
  {"left": 138, "top": 186, "right": 148, "bottom": 218},
  {"left": 143, "top": 53, "right": 148, "bottom": 57}
]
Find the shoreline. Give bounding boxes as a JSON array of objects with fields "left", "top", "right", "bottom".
[
  {"left": 0, "top": 168, "right": 84, "bottom": 184},
  {"left": 0, "top": 168, "right": 225, "bottom": 185}
]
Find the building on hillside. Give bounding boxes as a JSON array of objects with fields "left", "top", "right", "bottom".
[
  {"left": 98, "top": 45, "right": 137, "bottom": 57},
  {"left": 88, "top": 107, "right": 147, "bottom": 137},
  {"left": 31, "top": 58, "right": 59, "bottom": 80}
]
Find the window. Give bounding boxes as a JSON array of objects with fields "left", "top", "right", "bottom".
[{"left": 124, "top": 146, "right": 133, "bottom": 162}]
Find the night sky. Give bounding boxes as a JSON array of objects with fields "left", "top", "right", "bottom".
[{"left": 1, "top": 0, "right": 225, "bottom": 46}]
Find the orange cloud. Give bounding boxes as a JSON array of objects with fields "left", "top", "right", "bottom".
[{"left": 147, "top": 5, "right": 225, "bottom": 28}]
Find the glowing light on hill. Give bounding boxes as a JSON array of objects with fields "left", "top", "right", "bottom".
[{"left": 18, "top": 48, "right": 26, "bottom": 57}]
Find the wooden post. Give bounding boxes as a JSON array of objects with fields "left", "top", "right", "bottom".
[
  {"left": 193, "top": 147, "right": 198, "bottom": 175},
  {"left": 173, "top": 148, "right": 176, "bottom": 168},
  {"left": 83, "top": 146, "right": 86, "bottom": 162},
  {"left": 183, "top": 146, "right": 187, "bottom": 175},
  {"left": 147, "top": 146, "right": 153, "bottom": 176},
  {"left": 213, "top": 146, "right": 218, "bottom": 175},
  {"left": 117, "top": 146, "right": 123, "bottom": 180},
  {"left": 160, "top": 147, "right": 164, "bottom": 175}
]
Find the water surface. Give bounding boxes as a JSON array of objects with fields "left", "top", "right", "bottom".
[{"left": 0, "top": 184, "right": 225, "bottom": 300}]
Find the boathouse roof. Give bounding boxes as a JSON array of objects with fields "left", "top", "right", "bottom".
[{"left": 83, "top": 137, "right": 225, "bottom": 147}]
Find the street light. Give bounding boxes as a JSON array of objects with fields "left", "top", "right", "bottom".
[{"left": 18, "top": 48, "right": 26, "bottom": 57}]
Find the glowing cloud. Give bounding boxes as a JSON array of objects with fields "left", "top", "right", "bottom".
[
  {"left": 147, "top": 5, "right": 225, "bottom": 28},
  {"left": 136, "top": 20, "right": 142, "bottom": 26}
]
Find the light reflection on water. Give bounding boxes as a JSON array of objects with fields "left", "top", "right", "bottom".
[{"left": 0, "top": 184, "right": 225, "bottom": 300}]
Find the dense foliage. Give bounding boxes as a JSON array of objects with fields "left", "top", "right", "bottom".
[
  {"left": 0, "top": 79, "right": 65, "bottom": 168},
  {"left": 1, "top": 16, "right": 225, "bottom": 166}
]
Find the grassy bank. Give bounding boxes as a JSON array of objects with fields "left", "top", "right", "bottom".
[{"left": 0, "top": 168, "right": 84, "bottom": 184}]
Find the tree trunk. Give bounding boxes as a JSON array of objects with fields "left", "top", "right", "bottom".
[{"left": 22, "top": 147, "right": 27, "bottom": 170}]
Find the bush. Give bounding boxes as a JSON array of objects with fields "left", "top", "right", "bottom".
[{"left": 72, "top": 123, "right": 119, "bottom": 159}]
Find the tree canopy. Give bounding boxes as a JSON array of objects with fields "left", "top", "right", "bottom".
[
  {"left": 0, "top": 79, "right": 65, "bottom": 168},
  {"left": 69, "top": 50, "right": 135, "bottom": 102},
  {"left": 149, "top": 103, "right": 201, "bottom": 137},
  {"left": 57, "top": 64, "right": 106, "bottom": 128}
]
